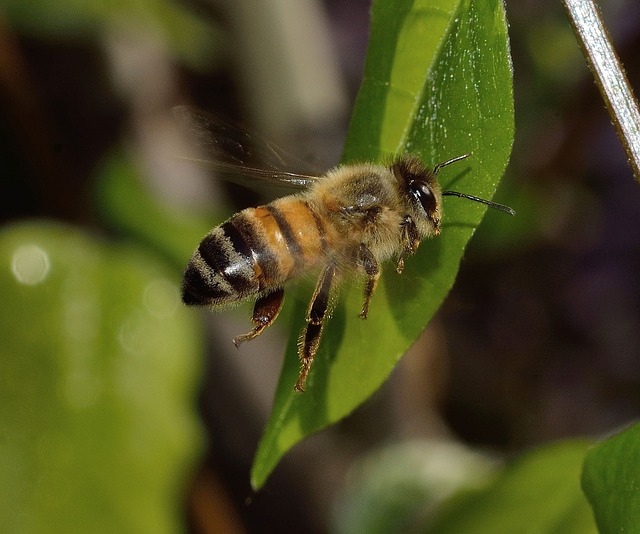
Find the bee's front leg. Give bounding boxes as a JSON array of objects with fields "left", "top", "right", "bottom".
[
  {"left": 358, "top": 243, "right": 379, "bottom": 319},
  {"left": 233, "top": 288, "right": 285, "bottom": 347},
  {"left": 396, "top": 215, "right": 419, "bottom": 274},
  {"left": 297, "top": 264, "right": 337, "bottom": 392}
]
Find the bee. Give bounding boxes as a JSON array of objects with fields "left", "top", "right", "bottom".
[{"left": 178, "top": 109, "right": 514, "bottom": 392}]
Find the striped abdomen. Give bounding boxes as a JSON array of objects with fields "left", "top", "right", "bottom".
[{"left": 182, "top": 198, "right": 327, "bottom": 307}]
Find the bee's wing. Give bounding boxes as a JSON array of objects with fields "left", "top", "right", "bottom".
[{"left": 173, "top": 105, "right": 320, "bottom": 190}]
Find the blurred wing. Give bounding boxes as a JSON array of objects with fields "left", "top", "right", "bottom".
[{"left": 173, "top": 105, "right": 320, "bottom": 190}]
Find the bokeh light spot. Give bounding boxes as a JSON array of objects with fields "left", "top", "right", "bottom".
[{"left": 11, "top": 244, "right": 50, "bottom": 285}]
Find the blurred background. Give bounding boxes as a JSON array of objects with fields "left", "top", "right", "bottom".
[{"left": 1, "top": 0, "right": 640, "bottom": 532}]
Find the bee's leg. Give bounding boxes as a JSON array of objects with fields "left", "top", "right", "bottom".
[
  {"left": 233, "top": 288, "right": 285, "bottom": 347},
  {"left": 297, "top": 264, "right": 337, "bottom": 391},
  {"left": 396, "top": 215, "right": 420, "bottom": 274},
  {"left": 358, "top": 244, "right": 380, "bottom": 319}
]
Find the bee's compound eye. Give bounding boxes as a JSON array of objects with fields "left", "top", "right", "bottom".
[{"left": 411, "top": 182, "right": 437, "bottom": 215}]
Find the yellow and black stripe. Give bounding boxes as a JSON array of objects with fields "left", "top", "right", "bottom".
[{"left": 182, "top": 198, "right": 328, "bottom": 307}]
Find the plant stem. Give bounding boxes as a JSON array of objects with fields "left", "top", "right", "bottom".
[{"left": 563, "top": 0, "right": 640, "bottom": 183}]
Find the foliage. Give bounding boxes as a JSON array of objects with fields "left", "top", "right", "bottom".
[
  {"left": 0, "top": 221, "right": 203, "bottom": 532},
  {"left": 427, "top": 441, "right": 597, "bottom": 533},
  {"left": 582, "top": 422, "right": 640, "bottom": 533}
]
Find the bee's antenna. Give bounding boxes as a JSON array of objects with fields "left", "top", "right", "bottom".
[
  {"left": 432, "top": 153, "right": 515, "bottom": 215},
  {"left": 433, "top": 153, "right": 470, "bottom": 175},
  {"left": 442, "top": 191, "right": 516, "bottom": 216}
]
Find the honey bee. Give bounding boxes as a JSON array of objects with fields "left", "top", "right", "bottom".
[{"left": 178, "top": 109, "right": 514, "bottom": 392}]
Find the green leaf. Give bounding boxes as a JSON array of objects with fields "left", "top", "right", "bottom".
[
  {"left": 251, "top": 0, "right": 514, "bottom": 489},
  {"left": 0, "top": 221, "right": 203, "bottom": 532},
  {"left": 582, "top": 422, "right": 640, "bottom": 532},
  {"left": 426, "top": 441, "right": 597, "bottom": 533}
]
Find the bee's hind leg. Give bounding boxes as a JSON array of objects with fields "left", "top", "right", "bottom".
[
  {"left": 296, "top": 264, "right": 337, "bottom": 392},
  {"left": 233, "top": 288, "right": 285, "bottom": 347}
]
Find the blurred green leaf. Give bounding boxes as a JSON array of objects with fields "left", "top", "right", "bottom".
[
  {"left": 0, "top": 221, "right": 203, "bottom": 532},
  {"left": 427, "top": 441, "right": 597, "bottom": 533},
  {"left": 582, "top": 422, "right": 640, "bottom": 533},
  {"left": 3, "top": 0, "right": 219, "bottom": 69},
  {"left": 95, "top": 148, "right": 214, "bottom": 271},
  {"left": 252, "top": 0, "right": 514, "bottom": 489}
]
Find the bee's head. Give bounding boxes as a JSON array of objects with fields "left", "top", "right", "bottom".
[
  {"left": 391, "top": 155, "right": 444, "bottom": 237},
  {"left": 392, "top": 153, "right": 515, "bottom": 239}
]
